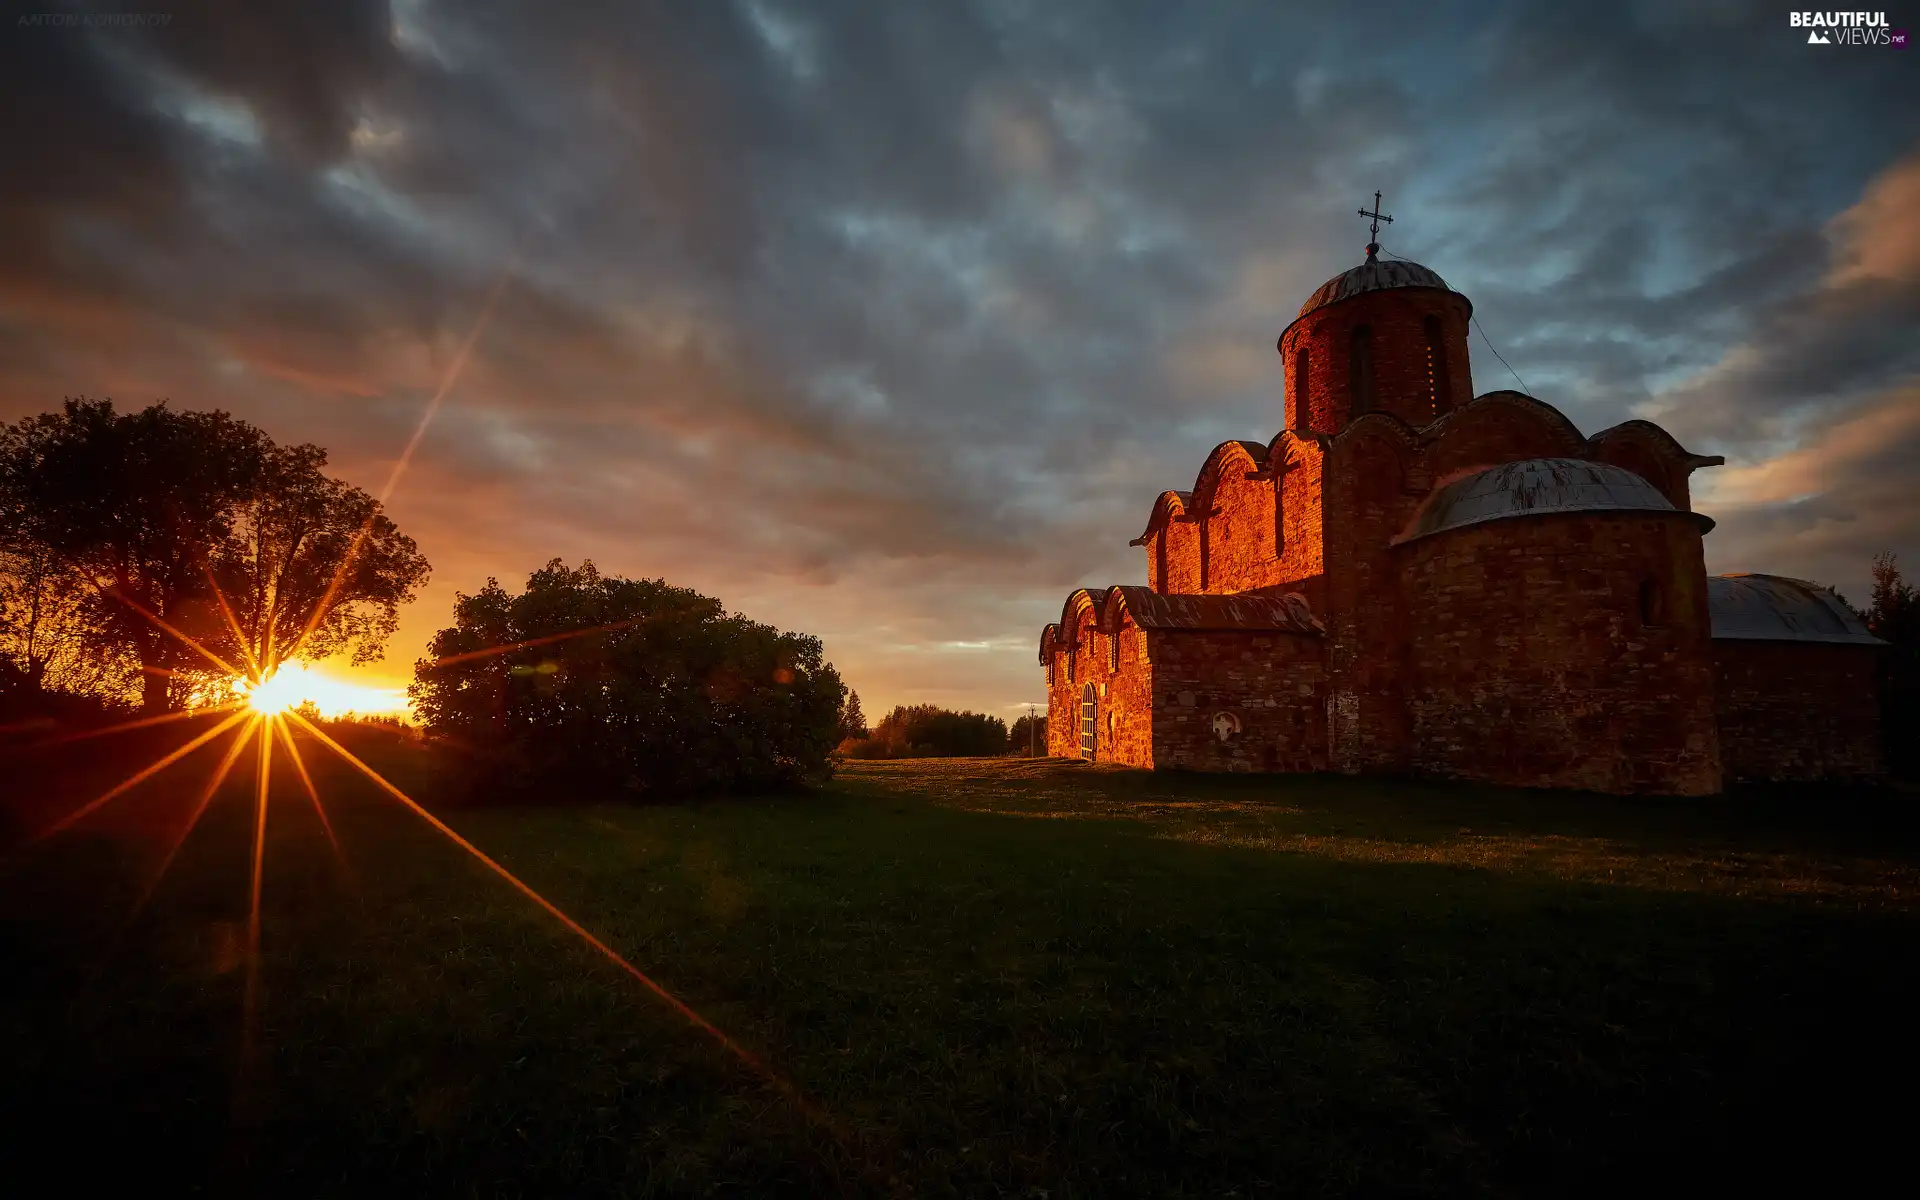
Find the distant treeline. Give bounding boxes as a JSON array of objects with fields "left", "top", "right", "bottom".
[{"left": 841, "top": 703, "right": 1013, "bottom": 759}]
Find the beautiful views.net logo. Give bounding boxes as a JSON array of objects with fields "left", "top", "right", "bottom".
[{"left": 1789, "top": 11, "right": 1905, "bottom": 45}]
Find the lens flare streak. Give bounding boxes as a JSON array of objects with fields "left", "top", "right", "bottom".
[
  {"left": 283, "top": 710, "right": 808, "bottom": 1108},
  {"left": 134, "top": 718, "right": 257, "bottom": 917},
  {"left": 286, "top": 259, "right": 517, "bottom": 667},
  {"left": 273, "top": 718, "right": 345, "bottom": 871},
  {"left": 30, "top": 708, "right": 254, "bottom": 845}
]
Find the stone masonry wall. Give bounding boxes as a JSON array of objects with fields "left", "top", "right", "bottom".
[
  {"left": 1149, "top": 436, "right": 1326, "bottom": 605},
  {"left": 1714, "top": 641, "right": 1884, "bottom": 782},
  {"left": 1044, "top": 612, "right": 1155, "bottom": 765},
  {"left": 1149, "top": 631, "right": 1327, "bottom": 772},
  {"left": 1162, "top": 518, "right": 1201, "bottom": 595},
  {"left": 1045, "top": 609, "right": 1099, "bottom": 759},
  {"left": 1319, "top": 428, "right": 1424, "bottom": 773},
  {"left": 1401, "top": 511, "right": 1721, "bottom": 795},
  {"left": 1201, "top": 457, "right": 1273, "bottom": 594}
]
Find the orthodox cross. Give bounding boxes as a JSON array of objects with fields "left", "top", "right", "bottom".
[{"left": 1358, "top": 190, "right": 1392, "bottom": 260}]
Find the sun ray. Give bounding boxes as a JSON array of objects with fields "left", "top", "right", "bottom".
[
  {"left": 240, "top": 719, "right": 273, "bottom": 1073},
  {"left": 95, "top": 581, "right": 246, "bottom": 680},
  {"left": 28, "top": 709, "right": 254, "bottom": 844},
  {"left": 274, "top": 718, "right": 345, "bottom": 872},
  {"left": 227, "top": 717, "right": 275, "bottom": 1183},
  {"left": 20, "top": 701, "right": 246, "bottom": 750},
  {"left": 206, "top": 567, "right": 262, "bottom": 681},
  {"left": 283, "top": 710, "right": 812, "bottom": 1108},
  {"left": 132, "top": 715, "right": 258, "bottom": 917},
  {"left": 285, "top": 261, "right": 517, "bottom": 667},
  {"left": 425, "top": 618, "right": 646, "bottom": 668}
]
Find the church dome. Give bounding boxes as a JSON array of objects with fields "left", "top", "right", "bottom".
[
  {"left": 1394, "top": 458, "right": 1715, "bottom": 544},
  {"left": 1297, "top": 257, "right": 1464, "bottom": 321}
]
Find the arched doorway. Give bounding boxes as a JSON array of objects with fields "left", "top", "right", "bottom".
[{"left": 1080, "top": 683, "right": 1098, "bottom": 761}]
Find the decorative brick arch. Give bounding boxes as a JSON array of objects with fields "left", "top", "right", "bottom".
[
  {"left": 1188, "top": 441, "right": 1270, "bottom": 592},
  {"left": 1189, "top": 440, "right": 1270, "bottom": 504},
  {"left": 1130, "top": 490, "right": 1192, "bottom": 594},
  {"left": 1060, "top": 587, "right": 1112, "bottom": 635},
  {"left": 1421, "top": 390, "right": 1587, "bottom": 479}
]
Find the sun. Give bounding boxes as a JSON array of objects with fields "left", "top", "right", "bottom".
[
  {"left": 234, "top": 662, "right": 407, "bottom": 718},
  {"left": 242, "top": 671, "right": 300, "bottom": 714}
]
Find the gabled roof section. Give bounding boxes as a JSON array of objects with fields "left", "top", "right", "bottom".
[
  {"left": 1707, "top": 574, "right": 1884, "bottom": 645},
  {"left": 1105, "top": 585, "right": 1324, "bottom": 635}
]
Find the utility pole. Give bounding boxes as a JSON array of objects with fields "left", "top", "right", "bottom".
[{"left": 1028, "top": 702, "right": 1036, "bottom": 757}]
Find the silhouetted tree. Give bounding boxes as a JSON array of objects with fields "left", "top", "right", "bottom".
[
  {"left": 0, "top": 399, "right": 428, "bottom": 712},
  {"left": 1008, "top": 713, "right": 1046, "bottom": 757},
  {"left": 409, "top": 560, "right": 846, "bottom": 797},
  {"left": 0, "top": 543, "right": 128, "bottom": 704},
  {"left": 1863, "top": 552, "right": 1919, "bottom": 778},
  {"left": 838, "top": 689, "right": 868, "bottom": 741},
  {"left": 870, "top": 704, "right": 1009, "bottom": 757},
  {"left": 213, "top": 440, "right": 429, "bottom": 672}
]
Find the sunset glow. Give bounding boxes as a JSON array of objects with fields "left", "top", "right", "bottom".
[{"left": 237, "top": 663, "right": 408, "bottom": 719}]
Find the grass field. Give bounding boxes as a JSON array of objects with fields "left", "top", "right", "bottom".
[{"left": 4, "top": 720, "right": 1918, "bottom": 1196}]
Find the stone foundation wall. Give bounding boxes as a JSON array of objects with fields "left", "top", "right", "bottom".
[{"left": 1713, "top": 641, "right": 1884, "bottom": 782}]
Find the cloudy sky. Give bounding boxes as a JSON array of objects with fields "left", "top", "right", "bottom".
[{"left": 4, "top": 1, "right": 1917, "bottom": 719}]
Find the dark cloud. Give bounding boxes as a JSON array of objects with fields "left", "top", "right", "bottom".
[{"left": 2, "top": 0, "right": 1916, "bottom": 713}]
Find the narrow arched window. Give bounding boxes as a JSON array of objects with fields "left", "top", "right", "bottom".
[
  {"left": 1272, "top": 477, "right": 1286, "bottom": 559},
  {"left": 1349, "top": 325, "right": 1374, "bottom": 417},
  {"left": 1292, "top": 349, "right": 1311, "bottom": 430},
  {"left": 1639, "top": 579, "right": 1667, "bottom": 627},
  {"left": 1109, "top": 627, "right": 1121, "bottom": 673},
  {"left": 1198, "top": 512, "right": 1211, "bottom": 591},
  {"left": 1155, "top": 530, "right": 1168, "bottom": 595},
  {"left": 1424, "top": 315, "right": 1450, "bottom": 417},
  {"left": 1047, "top": 655, "right": 1055, "bottom": 687}
]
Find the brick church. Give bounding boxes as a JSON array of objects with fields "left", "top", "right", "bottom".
[{"left": 1040, "top": 209, "right": 1884, "bottom": 794}]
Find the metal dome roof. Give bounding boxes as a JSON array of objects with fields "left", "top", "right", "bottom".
[
  {"left": 1297, "top": 257, "right": 1462, "bottom": 320},
  {"left": 1394, "top": 458, "right": 1714, "bottom": 544},
  {"left": 1706, "top": 574, "right": 1884, "bottom": 645}
]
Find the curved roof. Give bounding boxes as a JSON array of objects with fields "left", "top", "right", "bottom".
[
  {"left": 1394, "top": 457, "right": 1715, "bottom": 544},
  {"left": 1058, "top": 586, "right": 1112, "bottom": 634},
  {"left": 1105, "top": 586, "right": 1324, "bottom": 635},
  {"left": 1038, "top": 622, "right": 1062, "bottom": 663},
  {"left": 1297, "top": 257, "right": 1466, "bottom": 321},
  {"left": 1707, "top": 574, "right": 1884, "bottom": 645},
  {"left": 1129, "top": 490, "right": 1192, "bottom": 546}
]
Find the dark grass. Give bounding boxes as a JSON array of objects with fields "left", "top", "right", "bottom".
[{"left": 3, "top": 720, "right": 1917, "bottom": 1197}]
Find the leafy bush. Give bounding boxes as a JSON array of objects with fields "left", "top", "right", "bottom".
[
  {"left": 837, "top": 737, "right": 889, "bottom": 759},
  {"left": 410, "top": 560, "right": 846, "bottom": 798}
]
